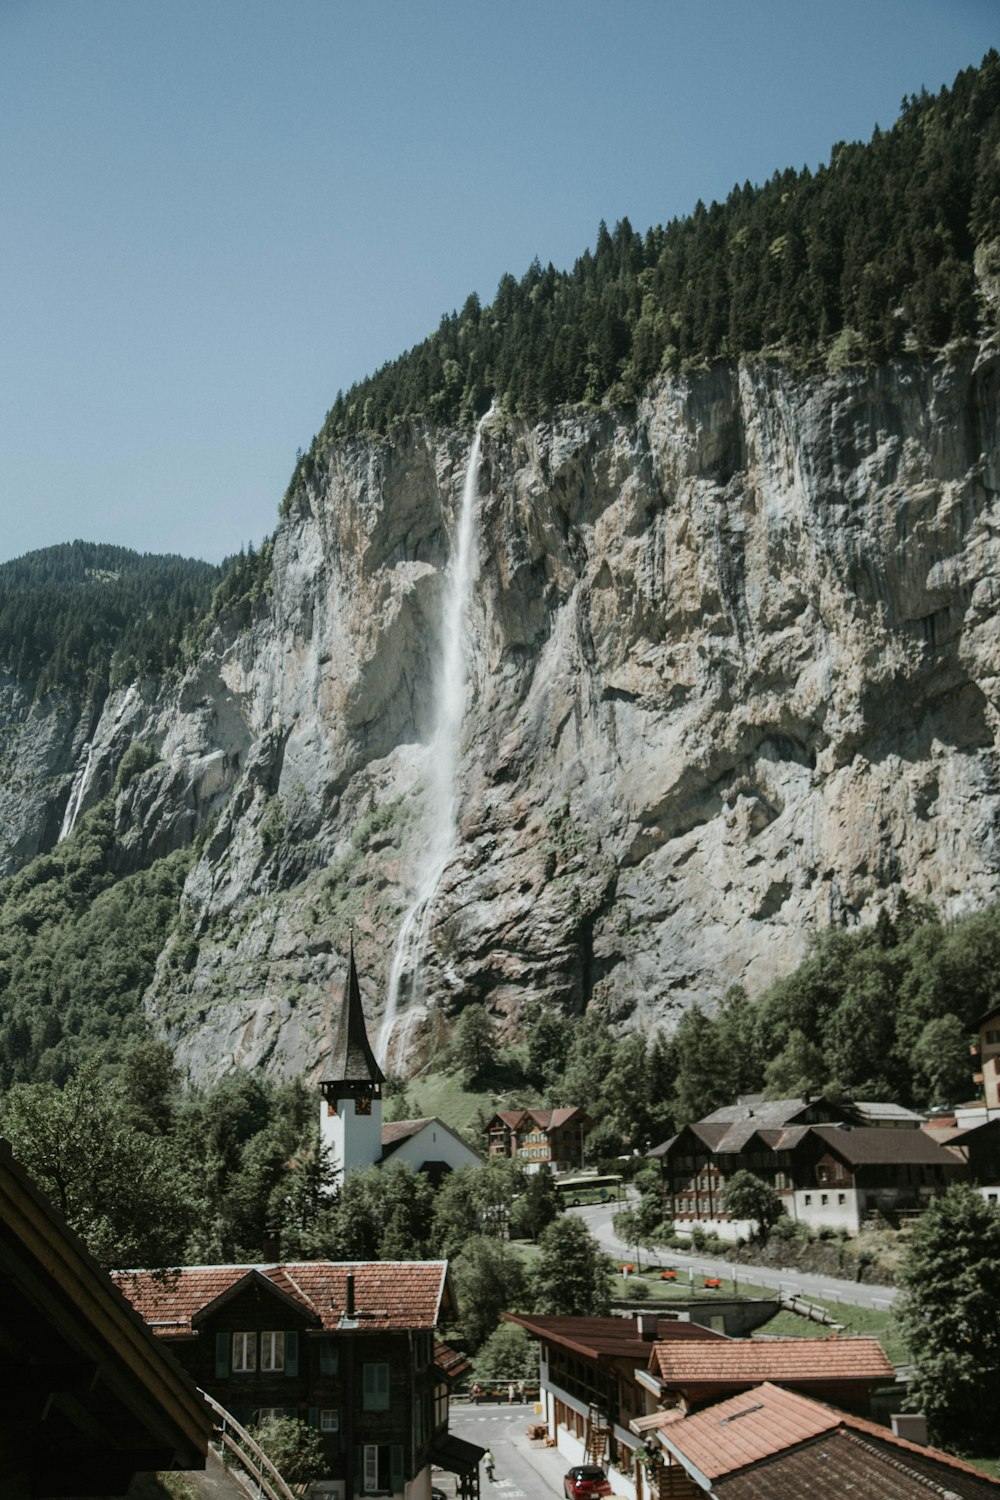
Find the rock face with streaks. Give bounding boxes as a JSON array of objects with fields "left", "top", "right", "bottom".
[{"left": 3, "top": 346, "right": 999, "bottom": 1083}]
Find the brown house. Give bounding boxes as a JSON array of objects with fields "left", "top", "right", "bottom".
[
  {"left": 485, "top": 1107, "right": 592, "bottom": 1173},
  {"left": 113, "top": 1259, "right": 481, "bottom": 1500},
  {"left": 652, "top": 1096, "right": 965, "bottom": 1237},
  {"left": 505, "top": 1312, "right": 725, "bottom": 1499}
]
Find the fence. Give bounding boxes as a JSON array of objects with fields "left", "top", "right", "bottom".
[{"left": 199, "top": 1388, "right": 298, "bottom": 1500}]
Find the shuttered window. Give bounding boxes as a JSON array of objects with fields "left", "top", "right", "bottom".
[{"left": 362, "top": 1362, "right": 390, "bottom": 1411}]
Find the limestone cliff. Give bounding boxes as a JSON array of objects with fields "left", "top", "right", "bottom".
[{"left": 4, "top": 346, "right": 999, "bottom": 1082}]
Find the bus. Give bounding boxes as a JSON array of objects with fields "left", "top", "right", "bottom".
[{"left": 554, "top": 1173, "right": 623, "bottom": 1206}]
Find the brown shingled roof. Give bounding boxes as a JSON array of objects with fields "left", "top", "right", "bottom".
[
  {"left": 648, "top": 1336, "right": 894, "bottom": 1387},
  {"left": 113, "top": 1261, "right": 452, "bottom": 1336},
  {"left": 506, "top": 1313, "right": 725, "bottom": 1360}
]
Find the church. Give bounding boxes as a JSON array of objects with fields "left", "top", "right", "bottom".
[{"left": 319, "top": 944, "right": 481, "bottom": 1183}]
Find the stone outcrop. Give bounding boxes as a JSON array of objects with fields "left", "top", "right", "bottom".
[{"left": 3, "top": 345, "right": 999, "bottom": 1083}]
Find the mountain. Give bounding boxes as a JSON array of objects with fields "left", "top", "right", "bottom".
[{"left": 1, "top": 57, "right": 999, "bottom": 1087}]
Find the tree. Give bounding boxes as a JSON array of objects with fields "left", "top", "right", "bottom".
[
  {"left": 763, "top": 1029, "right": 827, "bottom": 1100},
  {"left": 247, "top": 1416, "right": 327, "bottom": 1485},
  {"left": 448, "top": 1005, "right": 498, "bottom": 1085},
  {"left": 452, "top": 1236, "right": 528, "bottom": 1351},
  {"left": 911, "top": 1014, "right": 972, "bottom": 1105},
  {"left": 533, "top": 1216, "right": 612, "bottom": 1316},
  {"left": 523, "top": 1006, "right": 571, "bottom": 1091},
  {"left": 0, "top": 1064, "right": 193, "bottom": 1266},
  {"left": 472, "top": 1323, "right": 537, "bottom": 1384},
  {"left": 509, "top": 1165, "right": 560, "bottom": 1242},
  {"left": 721, "top": 1170, "right": 786, "bottom": 1243},
  {"left": 896, "top": 1186, "right": 1000, "bottom": 1450}
]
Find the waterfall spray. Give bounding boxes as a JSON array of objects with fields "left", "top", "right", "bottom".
[{"left": 377, "top": 411, "right": 491, "bottom": 1068}]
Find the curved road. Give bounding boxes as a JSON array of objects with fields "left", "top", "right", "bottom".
[{"left": 573, "top": 1201, "right": 898, "bottom": 1311}]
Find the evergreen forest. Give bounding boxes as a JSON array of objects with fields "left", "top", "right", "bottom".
[
  {"left": 0, "top": 542, "right": 222, "bottom": 697},
  {"left": 283, "top": 50, "right": 1000, "bottom": 517}
]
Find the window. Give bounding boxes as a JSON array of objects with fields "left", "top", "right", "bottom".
[
  {"left": 821, "top": 1194, "right": 829, "bottom": 1206},
  {"left": 838, "top": 1193, "right": 846, "bottom": 1205},
  {"left": 232, "top": 1332, "right": 257, "bottom": 1372},
  {"left": 361, "top": 1443, "right": 404, "bottom": 1494},
  {"left": 363, "top": 1362, "right": 390, "bottom": 1411},
  {"left": 261, "top": 1331, "right": 285, "bottom": 1372},
  {"left": 257, "top": 1407, "right": 284, "bottom": 1426},
  {"left": 320, "top": 1409, "right": 340, "bottom": 1432},
  {"left": 804, "top": 1194, "right": 812, "bottom": 1205}
]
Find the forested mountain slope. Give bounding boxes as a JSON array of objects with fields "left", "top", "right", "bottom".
[{"left": 1, "top": 56, "right": 999, "bottom": 1086}]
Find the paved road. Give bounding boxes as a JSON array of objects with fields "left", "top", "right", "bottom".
[
  {"left": 574, "top": 1201, "right": 898, "bottom": 1311},
  {"left": 448, "top": 1403, "right": 565, "bottom": 1500}
]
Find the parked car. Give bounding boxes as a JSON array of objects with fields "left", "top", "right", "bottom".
[{"left": 563, "top": 1465, "right": 612, "bottom": 1499}]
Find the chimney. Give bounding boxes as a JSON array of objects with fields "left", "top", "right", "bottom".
[
  {"left": 891, "top": 1413, "right": 928, "bottom": 1446},
  {"left": 261, "top": 1228, "right": 281, "bottom": 1262},
  {"left": 346, "top": 1272, "right": 355, "bottom": 1318}
]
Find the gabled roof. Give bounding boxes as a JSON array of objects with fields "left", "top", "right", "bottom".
[
  {"left": 487, "top": 1107, "right": 591, "bottom": 1132},
  {"left": 434, "top": 1338, "right": 472, "bottom": 1383},
  {"left": 647, "top": 1336, "right": 894, "bottom": 1388},
  {"left": 323, "top": 940, "right": 385, "bottom": 1087},
  {"left": 113, "top": 1261, "right": 453, "bottom": 1336},
  {"left": 641, "top": 1383, "right": 1000, "bottom": 1498},
  {"left": 505, "top": 1313, "right": 725, "bottom": 1361},
  {"left": 810, "top": 1125, "right": 961, "bottom": 1166}
]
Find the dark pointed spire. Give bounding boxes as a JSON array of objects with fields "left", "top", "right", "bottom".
[{"left": 326, "top": 937, "right": 385, "bottom": 1086}]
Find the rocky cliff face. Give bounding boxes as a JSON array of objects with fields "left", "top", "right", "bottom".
[{"left": 4, "top": 346, "right": 999, "bottom": 1083}]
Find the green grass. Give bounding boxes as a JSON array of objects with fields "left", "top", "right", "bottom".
[{"left": 399, "top": 1062, "right": 541, "bottom": 1137}]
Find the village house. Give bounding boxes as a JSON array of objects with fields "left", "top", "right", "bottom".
[
  {"left": 504, "top": 1312, "right": 727, "bottom": 1500},
  {"left": 650, "top": 1095, "right": 965, "bottom": 1238},
  {"left": 112, "top": 1259, "right": 483, "bottom": 1500},
  {"left": 484, "top": 1107, "right": 592, "bottom": 1173},
  {"left": 631, "top": 1381, "right": 1000, "bottom": 1500}
]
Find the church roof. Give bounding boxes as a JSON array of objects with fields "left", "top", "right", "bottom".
[{"left": 324, "top": 941, "right": 385, "bottom": 1086}]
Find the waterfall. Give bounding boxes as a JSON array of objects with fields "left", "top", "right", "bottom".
[
  {"left": 377, "top": 411, "right": 490, "bottom": 1069},
  {"left": 59, "top": 742, "right": 94, "bottom": 841}
]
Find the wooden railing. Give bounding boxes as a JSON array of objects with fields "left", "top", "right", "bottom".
[{"left": 198, "top": 1389, "right": 298, "bottom": 1500}]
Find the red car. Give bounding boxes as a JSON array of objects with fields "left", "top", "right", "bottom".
[{"left": 563, "top": 1466, "right": 612, "bottom": 1499}]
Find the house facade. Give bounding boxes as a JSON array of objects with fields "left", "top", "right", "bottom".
[
  {"left": 651, "top": 1097, "right": 964, "bottom": 1239},
  {"left": 485, "top": 1107, "right": 592, "bottom": 1174},
  {"left": 505, "top": 1312, "right": 725, "bottom": 1500},
  {"left": 113, "top": 1259, "right": 479, "bottom": 1500}
]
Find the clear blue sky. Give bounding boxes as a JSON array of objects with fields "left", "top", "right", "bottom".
[{"left": 2, "top": 0, "right": 996, "bottom": 566}]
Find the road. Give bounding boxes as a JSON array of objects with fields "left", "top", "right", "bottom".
[
  {"left": 574, "top": 1200, "right": 898, "bottom": 1311},
  {"left": 448, "top": 1402, "right": 565, "bottom": 1500}
]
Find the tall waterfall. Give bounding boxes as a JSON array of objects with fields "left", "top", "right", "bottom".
[
  {"left": 377, "top": 412, "right": 490, "bottom": 1069},
  {"left": 59, "top": 742, "right": 94, "bottom": 841}
]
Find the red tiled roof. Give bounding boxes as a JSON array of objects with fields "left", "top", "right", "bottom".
[
  {"left": 647, "top": 1384, "right": 1000, "bottom": 1496},
  {"left": 112, "top": 1261, "right": 451, "bottom": 1336},
  {"left": 656, "top": 1381, "right": 840, "bottom": 1478},
  {"left": 434, "top": 1338, "right": 472, "bottom": 1381},
  {"left": 649, "top": 1336, "right": 893, "bottom": 1386}
]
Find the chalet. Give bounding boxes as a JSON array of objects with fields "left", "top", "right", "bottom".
[
  {"left": 113, "top": 1259, "right": 483, "bottom": 1500},
  {"left": 320, "top": 944, "right": 481, "bottom": 1183},
  {"left": 976, "top": 1003, "right": 1000, "bottom": 1113},
  {"left": 651, "top": 1096, "right": 965, "bottom": 1238},
  {"left": 485, "top": 1107, "right": 592, "bottom": 1173},
  {"left": 632, "top": 1381, "right": 1000, "bottom": 1500},
  {"left": 505, "top": 1312, "right": 726, "bottom": 1500},
  {"left": 0, "top": 1139, "right": 213, "bottom": 1500}
]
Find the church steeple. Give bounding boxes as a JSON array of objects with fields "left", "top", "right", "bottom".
[{"left": 319, "top": 940, "right": 385, "bottom": 1180}]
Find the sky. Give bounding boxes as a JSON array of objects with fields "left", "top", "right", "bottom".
[{"left": 2, "top": 0, "right": 997, "bottom": 567}]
